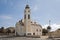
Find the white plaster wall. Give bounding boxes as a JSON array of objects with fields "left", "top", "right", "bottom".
[
  {"left": 31, "top": 24, "right": 42, "bottom": 36},
  {"left": 16, "top": 22, "right": 25, "bottom": 36}
]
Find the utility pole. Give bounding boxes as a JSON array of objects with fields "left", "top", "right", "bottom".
[{"left": 49, "top": 20, "right": 51, "bottom": 26}]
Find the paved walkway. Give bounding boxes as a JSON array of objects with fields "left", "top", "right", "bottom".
[
  {"left": 0, "top": 36, "right": 60, "bottom": 40},
  {"left": 0, "top": 37, "right": 55, "bottom": 40}
]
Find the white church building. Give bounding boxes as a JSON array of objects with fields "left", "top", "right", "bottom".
[{"left": 15, "top": 4, "right": 42, "bottom": 37}]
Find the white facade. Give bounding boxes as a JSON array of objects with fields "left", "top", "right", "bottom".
[
  {"left": 15, "top": 5, "right": 42, "bottom": 37},
  {"left": 15, "top": 22, "right": 24, "bottom": 35}
]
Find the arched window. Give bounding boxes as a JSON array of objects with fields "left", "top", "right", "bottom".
[
  {"left": 27, "top": 33, "right": 31, "bottom": 35},
  {"left": 36, "top": 29, "right": 38, "bottom": 31},
  {"left": 24, "top": 15, "right": 26, "bottom": 19},
  {"left": 33, "top": 33, "right": 35, "bottom": 35},
  {"left": 28, "top": 14, "right": 30, "bottom": 19},
  {"left": 40, "top": 29, "right": 41, "bottom": 32}
]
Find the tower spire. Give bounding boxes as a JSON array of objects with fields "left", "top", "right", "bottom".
[
  {"left": 24, "top": 0, "right": 31, "bottom": 35},
  {"left": 25, "top": 0, "right": 30, "bottom": 9}
]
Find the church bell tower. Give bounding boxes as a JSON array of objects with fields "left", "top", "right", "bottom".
[{"left": 24, "top": 5, "right": 31, "bottom": 35}]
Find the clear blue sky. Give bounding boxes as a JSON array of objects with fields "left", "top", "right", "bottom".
[{"left": 0, "top": 0, "right": 60, "bottom": 30}]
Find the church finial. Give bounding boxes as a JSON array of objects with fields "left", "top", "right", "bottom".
[
  {"left": 25, "top": 5, "right": 30, "bottom": 9},
  {"left": 25, "top": 0, "right": 30, "bottom": 9}
]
